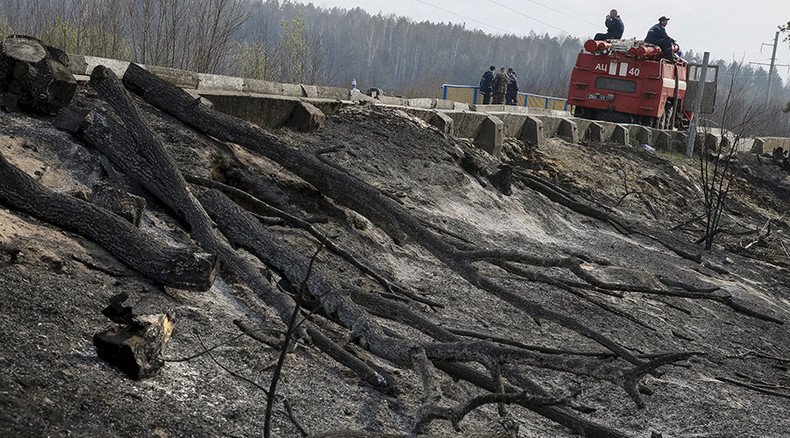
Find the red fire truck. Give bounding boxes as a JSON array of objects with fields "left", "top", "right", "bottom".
[{"left": 567, "top": 39, "right": 717, "bottom": 130}]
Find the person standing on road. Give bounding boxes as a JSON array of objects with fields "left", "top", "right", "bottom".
[
  {"left": 478, "top": 66, "right": 495, "bottom": 104},
  {"left": 505, "top": 68, "right": 519, "bottom": 105},
  {"left": 492, "top": 67, "right": 508, "bottom": 104},
  {"left": 645, "top": 16, "right": 676, "bottom": 61},
  {"left": 594, "top": 9, "right": 624, "bottom": 40}
]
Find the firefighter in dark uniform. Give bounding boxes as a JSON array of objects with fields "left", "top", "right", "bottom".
[
  {"left": 594, "top": 9, "right": 624, "bottom": 40},
  {"left": 645, "top": 16, "right": 676, "bottom": 61},
  {"left": 478, "top": 66, "right": 495, "bottom": 104}
]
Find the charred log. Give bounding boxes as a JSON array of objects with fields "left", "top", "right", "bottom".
[
  {"left": 0, "top": 149, "right": 217, "bottom": 290},
  {"left": 0, "top": 35, "right": 77, "bottom": 114}
]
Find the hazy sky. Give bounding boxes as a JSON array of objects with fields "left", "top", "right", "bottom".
[{"left": 306, "top": 0, "right": 790, "bottom": 82}]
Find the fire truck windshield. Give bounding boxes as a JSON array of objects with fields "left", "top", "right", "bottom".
[{"left": 595, "top": 77, "right": 636, "bottom": 93}]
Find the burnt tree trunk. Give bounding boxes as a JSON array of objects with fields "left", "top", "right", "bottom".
[
  {"left": 72, "top": 66, "right": 395, "bottom": 393},
  {"left": 0, "top": 36, "right": 77, "bottom": 114},
  {"left": 121, "top": 62, "right": 644, "bottom": 365},
  {"left": 0, "top": 150, "right": 217, "bottom": 290}
]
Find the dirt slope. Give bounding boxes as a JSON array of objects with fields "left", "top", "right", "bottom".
[{"left": 1, "top": 86, "right": 789, "bottom": 438}]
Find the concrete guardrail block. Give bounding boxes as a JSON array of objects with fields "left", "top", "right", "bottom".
[
  {"left": 66, "top": 53, "right": 87, "bottom": 75},
  {"left": 612, "top": 125, "right": 630, "bottom": 145},
  {"left": 558, "top": 118, "right": 579, "bottom": 143},
  {"left": 751, "top": 137, "right": 766, "bottom": 154},
  {"left": 628, "top": 125, "right": 652, "bottom": 147},
  {"left": 300, "top": 84, "right": 318, "bottom": 98},
  {"left": 474, "top": 115, "right": 504, "bottom": 157},
  {"left": 197, "top": 73, "right": 244, "bottom": 91},
  {"left": 434, "top": 99, "right": 455, "bottom": 110},
  {"left": 521, "top": 116, "right": 544, "bottom": 147},
  {"left": 430, "top": 111, "right": 454, "bottom": 136},
  {"left": 378, "top": 96, "right": 409, "bottom": 106},
  {"left": 704, "top": 132, "right": 721, "bottom": 151},
  {"left": 584, "top": 121, "right": 605, "bottom": 142},
  {"left": 83, "top": 55, "right": 130, "bottom": 77},
  {"left": 315, "top": 86, "right": 350, "bottom": 100},
  {"left": 147, "top": 65, "right": 199, "bottom": 89},
  {"left": 280, "top": 82, "right": 304, "bottom": 97},
  {"left": 242, "top": 78, "right": 281, "bottom": 95},
  {"left": 287, "top": 101, "right": 326, "bottom": 132}
]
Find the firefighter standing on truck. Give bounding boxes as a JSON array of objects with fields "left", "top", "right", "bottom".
[{"left": 645, "top": 16, "right": 676, "bottom": 61}]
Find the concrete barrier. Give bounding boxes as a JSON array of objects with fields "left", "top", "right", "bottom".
[
  {"left": 407, "top": 98, "right": 434, "bottom": 109},
  {"left": 522, "top": 116, "right": 544, "bottom": 147},
  {"left": 583, "top": 121, "right": 605, "bottom": 142},
  {"left": 67, "top": 54, "right": 87, "bottom": 75},
  {"left": 434, "top": 99, "right": 455, "bottom": 110},
  {"left": 443, "top": 111, "right": 503, "bottom": 157},
  {"left": 83, "top": 55, "right": 130, "bottom": 77},
  {"left": 287, "top": 101, "right": 326, "bottom": 132},
  {"left": 704, "top": 132, "right": 721, "bottom": 151},
  {"left": 751, "top": 137, "right": 790, "bottom": 155},
  {"left": 316, "top": 85, "right": 350, "bottom": 100},
  {"left": 396, "top": 107, "right": 455, "bottom": 136},
  {"left": 190, "top": 90, "right": 332, "bottom": 131},
  {"left": 300, "top": 84, "right": 318, "bottom": 98},
  {"left": 474, "top": 104, "right": 530, "bottom": 114},
  {"left": 242, "top": 78, "right": 281, "bottom": 95},
  {"left": 378, "top": 96, "right": 410, "bottom": 106},
  {"left": 574, "top": 119, "right": 606, "bottom": 142},
  {"left": 197, "top": 73, "right": 244, "bottom": 92},
  {"left": 612, "top": 125, "right": 630, "bottom": 145},
  {"left": 476, "top": 115, "right": 504, "bottom": 156},
  {"left": 558, "top": 119, "right": 579, "bottom": 143},
  {"left": 480, "top": 113, "right": 544, "bottom": 147},
  {"left": 652, "top": 130, "right": 687, "bottom": 153},
  {"left": 146, "top": 65, "right": 199, "bottom": 89},
  {"left": 302, "top": 98, "right": 354, "bottom": 117},
  {"left": 280, "top": 82, "right": 304, "bottom": 97},
  {"left": 493, "top": 113, "right": 527, "bottom": 139},
  {"left": 628, "top": 125, "right": 652, "bottom": 147},
  {"left": 534, "top": 116, "right": 578, "bottom": 143}
]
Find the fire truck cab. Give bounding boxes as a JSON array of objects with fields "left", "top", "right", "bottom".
[{"left": 567, "top": 39, "right": 717, "bottom": 130}]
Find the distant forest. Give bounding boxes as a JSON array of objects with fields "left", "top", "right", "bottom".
[{"left": 2, "top": 0, "right": 789, "bottom": 135}]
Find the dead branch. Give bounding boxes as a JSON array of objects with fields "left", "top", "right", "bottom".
[
  {"left": 443, "top": 327, "right": 613, "bottom": 357},
  {"left": 197, "top": 333, "right": 269, "bottom": 395},
  {"left": 418, "top": 390, "right": 567, "bottom": 432},
  {"left": 284, "top": 398, "right": 310, "bottom": 437},
  {"left": 265, "top": 246, "right": 322, "bottom": 438},
  {"left": 233, "top": 319, "right": 284, "bottom": 349},
  {"left": 185, "top": 174, "right": 443, "bottom": 309},
  {"left": 716, "top": 376, "right": 790, "bottom": 399}
]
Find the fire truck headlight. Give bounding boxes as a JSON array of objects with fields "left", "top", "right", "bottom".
[{"left": 605, "top": 94, "right": 615, "bottom": 101}]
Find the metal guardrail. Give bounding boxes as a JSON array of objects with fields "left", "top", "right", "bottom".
[{"left": 441, "top": 84, "right": 569, "bottom": 111}]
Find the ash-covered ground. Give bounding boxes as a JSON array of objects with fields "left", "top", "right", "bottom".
[{"left": 1, "top": 87, "right": 789, "bottom": 438}]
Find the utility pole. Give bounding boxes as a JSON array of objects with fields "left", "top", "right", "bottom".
[
  {"left": 686, "top": 52, "right": 710, "bottom": 158},
  {"left": 751, "top": 31, "right": 790, "bottom": 104},
  {"left": 767, "top": 31, "right": 779, "bottom": 103}
]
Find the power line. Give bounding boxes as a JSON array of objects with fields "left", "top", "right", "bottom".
[
  {"left": 485, "top": 0, "right": 576, "bottom": 35},
  {"left": 516, "top": 0, "right": 600, "bottom": 29},
  {"left": 413, "top": 0, "right": 511, "bottom": 34},
  {"left": 412, "top": 0, "right": 581, "bottom": 53}
]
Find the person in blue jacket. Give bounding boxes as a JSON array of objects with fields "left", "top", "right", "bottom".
[
  {"left": 645, "top": 16, "right": 676, "bottom": 61},
  {"left": 478, "top": 66, "right": 495, "bottom": 104},
  {"left": 594, "top": 9, "right": 624, "bottom": 40}
]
